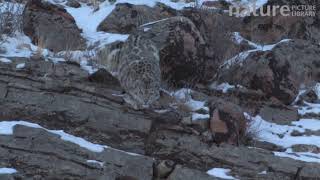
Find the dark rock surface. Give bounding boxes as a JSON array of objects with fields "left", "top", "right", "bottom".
[
  {"left": 259, "top": 104, "right": 299, "bottom": 125},
  {"left": 2, "top": 0, "right": 320, "bottom": 179},
  {"left": 97, "top": 3, "right": 177, "bottom": 34},
  {"left": 241, "top": 0, "right": 320, "bottom": 44},
  {"left": 66, "top": 0, "right": 81, "bottom": 8},
  {"left": 22, "top": 0, "right": 86, "bottom": 52},
  {"left": 168, "top": 165, "right": 220, "bottom": 180},
  {"left": 217, "top": 39, "right": 320, "bottom": 105},
  {"left": 1, "top": 56, "right": 320, "bottom": 179},
  {"left": 0, "top": 125, "right": 154, "bottom": 179},
  {"left": 135, "top": 16, "right": 207, "bottom": 88},
  {"left": 182, "top": 9, "right": 248, "bottom": 82},
  {"left": 209, "top": 99, "right": 247, "bottom": 145}
]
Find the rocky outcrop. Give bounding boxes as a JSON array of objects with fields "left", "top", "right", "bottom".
[
  {"left": 97, "top": 3, "right": 177, "bottom": 34},
  {"left": 0, "top": 57, "right": 153, "bottom": 153},
  {"left": 1, "top": 56, "right": 320, "bottom": 179},
  {"left": 146, "top": 129, "right": 320, "bottom": 179},
  {"left": 259, "top": 104, "right": 299, "bottom": 125},
  {"left": 182, "top": 9, "right": 249, "bottom": 82},
  {"left": 209, "top": 99, "right": 247, "bottom": 145},
  {"left": 241, "top": 0, "right": 320, "bottom": 44},
  {"left": 217, "top": 39, "right": 320, "bottom": 105},
  {"left": 0, "top": 125, "right": 154, "bottom": 179},
  {"left": 22, "top": 0, "right": 86, "bottom": 52},
  {"left": 168, "top": 165, "right": 220, "bottom": 180},
  {"left": 66, "top": 0, "right": 81, "bottom": 8},
  {"left": 135, "top": 16, "right": 207, "bottom": 88},
  {"left": 2, "top": 1, "right": 320, "bottom": 179}
]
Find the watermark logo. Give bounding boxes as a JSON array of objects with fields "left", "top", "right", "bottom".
[{"left": 229, "top": 3, "right": 317, "bottom": 17}]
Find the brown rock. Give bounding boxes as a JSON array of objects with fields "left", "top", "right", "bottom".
[
  {"left": 182, "top": 9, "right": 248, "bottom": 83},
  {"left": 259, "top": 104, "right": 299, "bottom": 125},
  {"left": 217, "top": 39, "right": 320, "bottom": 105},
  {"left": 97, "top": 3, "right": 177, "bottom": 34},
  {"left": 209, "top": 99, "right": 247, "bottom": 145},
  {"left": 210, "top": 109, "right": 228, "bottom": 134},
  {"left": 23, "top": 0, "right": 86, "bottom": 52},
  {"left": 241, "top": 0, "right": 320, "bottom": 44}
]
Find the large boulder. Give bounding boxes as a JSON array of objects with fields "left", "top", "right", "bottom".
[
  {"left": 259, "top": 104, "right": 299, "bottom": 125},
  {"left": 0, "top": 125, "right": 154, "bottom": 179},
  {"left": 182, "top": 9, "right": 248, "bottom": 82},
  {"left": 135, "top": 16, "right": 208, "bottom": 88},
  {"left": 97, "top": 3, "right": 177, "bottom": 34},
  {"left": 217, "top": 39, "right": 320, "bottom": 105},
  {"left": 241, "top": 0, "right": 320, "bottom": 44},
  {"left": 23, "top": 0, "right": 86, "bottom": 52},
  {"left": 209, "top": 99, "right": 247, "bottom": 145}
]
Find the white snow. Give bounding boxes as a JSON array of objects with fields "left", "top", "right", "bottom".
[
  {"left": 245, "top": 113, "right": 320, "bottom": 148},
  {"left": 192, "top": 113, "right": 210, "bottom": 121},
  {"left": 221, "top": 33, "right": 290, "bottom": 69},
  {"left": 186, "top": 99, "right": 208, "bottom": 111},
  {"left": 0, "top": 168, "right": 17, "bottom": 174},
  {"left": 64, "top": 1, "right": 129, "bottom": 48},
  {"left": 80, "top": 59, "right": 97, "bottom": 74},
  {"left": 292, "top": 89, "right": 307, "bottom": 105},
  {"left": 53, "top": 0, "right": 195, "bottom": 48},
  {"left": 116, "top": 0, "right": 193, "bottom": 10},
  {"left": 298, "top": 102, "right": 320, "bottom": 116},
  {"left": 0, "top": 120, "right": 145, "bottom": 157},
  {"left": 0, "top": 121, "right": 106, "bottom": 152},
  {"left": 171, "top": 88, "right": 209, "bottom": 112},
  {"left": 16, "top": 63, "right": 25, "bottom": 69},
  {"left": 0, "top": 57, "right": 12, "bottom": 63},
  {"left": 258, "top": 170, "right": 267, "bottom": 175},
  {"left": 314, "top": 83, "right": 320, "bottom": 100},
  {"left": 86, "top": 160, "right": 104, "bottom": 167},
  {"left": 245, "top": 112, "right": 320, "bottom": 164},
  {"left": 0, "top": 2, "right": 24, "bottom": 12},
  {"left": 274, "top": 148, "right": 320, "bottom": 163},
  {"left": 0, "top": 33, "right": 40, "bottom": 58},
  {"left": 207, "top": 168, "right": 237, "bottom": 180},
  {"left": 210, "top": 82, "right": 236, "bottom": 93}
]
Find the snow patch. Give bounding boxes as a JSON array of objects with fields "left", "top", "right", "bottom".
[
  {"left": 64, "top": 1, "right": 129, "bottom": 48},
  {"left": 274, "top": 148, "right": 320, "bottom": 163},
  {"left": 192, "top": 113, "right": 210, "bottom": 121},
  {"left": 210, "top": 82, "right": 236, "bottom": 93},
  {"left": 0, "top": 57, "right": 12, "bottom": 63},
  {"left": 0, "top": 33, "right": 39, "bottom": 58},
  {"left": 172, "top": 89, "right": 209, "bottom": 112},
  {"left": 207, "top": 168, "right": 237, "bottom": 180},
  {"left": 298, "top": 102, "right": 320, "bottom": 116},
  {"left": 0, "top": 120, "right": 145, "bottom": 158},
  {"left": 0, "top": 121, "right": 106, "bottom": 152},
  {"left": 86, "top": 160, "right": 104, "bottom": 167},
  {"left": 245, "top": 112, "right": 320, "bottom": 163},
  {"left": 314, "top": 83, "right": 320, "bottom": 100},
  {"left": 0, "top": 168, "right": 17, "bottom": 174},
  {"left": 245, "top": 113, "right": 320, "bottom": 148},
  {"left": 16, "top": 63, "right": 25, "bottom": 69},
  {"left": 258, "top": 170, "right": 267, "bottom": 175}
]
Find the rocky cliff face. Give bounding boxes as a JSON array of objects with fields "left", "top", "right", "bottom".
[{"left": 0, "top": 0, "right": 320, "bottom": 179}]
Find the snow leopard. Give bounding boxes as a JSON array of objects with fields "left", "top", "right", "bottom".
[
  {"left": 118, "top": 35, "right": 161, "bottom": 109},
  {"left": 97, "top": 16, "right": 204, "bottom": 109},
  {"left": 98, "top": 35, "right": 161, "bottom": 109}
]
